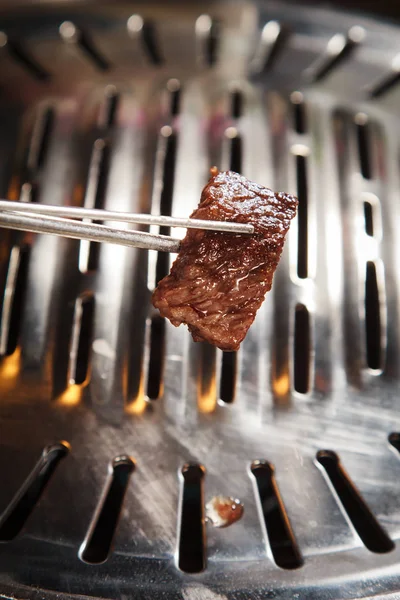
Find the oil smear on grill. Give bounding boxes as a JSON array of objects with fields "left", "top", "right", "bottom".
[
  {"left": 251, "top": 460, "right": 303, "bottom": 569},
  {"left": 0, "top": 442, "right": 70, "bottom": 541},
  {"left": 316, "top": 450, "right": 394, "bottom": 553},
  {"left": 79, "top": 456, "right": 135, "bottom": 564},
  {"left": 178, "top": 463, "right": 206, "bottom": 573}
]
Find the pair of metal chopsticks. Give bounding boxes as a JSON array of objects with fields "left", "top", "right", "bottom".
[{"left": 0, "top": 199, "right": 254, "bottom": 253}]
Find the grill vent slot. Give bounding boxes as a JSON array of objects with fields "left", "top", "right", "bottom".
[
  {"left": 98, "top": 87, "right": 119, "bottom": 129},
  {"left": 146, "top": 315, "right": 165, "bottom": 400},
  {"left": 196, "top": 15, "right": 219, "bottom": 67},
  {"left": 365, "top": 261, "right": 382, "bottom": 371},
  {"left": 291, "top": 92, "right": 307, "bottom": 135},
  {"left": 0, "top": 32, "right": 50, "bottom": 81},
  {"left": 389, "top": 432, "right": 400, "bottom": 454},
  {"left": 231, "top": 90, "right": 243, "bottom": 119},
  {"left": 68, "top": 294, "right": 95, "bottom": 386},
  {"left": 220, "top": 351, "right": 236, "bottom": 403},
  {"left": 127, "top": 15, "right": 162, "bottom": 65},
  {"left": 252, "top": 21, "right": 286, "bottom": 73},
  {"left": 251, "top": 461, "right": 303, "bottom": 569},
  {"left": 79, "top": 456, "right": 135, "bottom": 564},
  {"left": 27, "top": 107, "right": 54, "bottom": 175},
  {"left": 294, "top": 303, "right": 310, "bottom": 394},
  {"left": 316, "top": 451, "right": 394, "bottom": 553},
  {"left": 0, "top": 442, "right": 70, "bottom": 541},
  {"left": 355, "top": 115, "right": 372, "bottom": 179},
  {"left": 178, "top": 463, "right": 206, "bottom": 573},
  {"left": 368, "top": 58, "right": 400, "bottom": 98},
  {"left": 0, "top": 245, "right": 29, "bottom": 357},
  {"left": 307, "top": 27, "right": 365, "bottom": 82},
  {"left": 295, "top": 153, "right": 308, "bottom": 279},
  {"left": 59, "top": 22, "right": 110, "bottom": 72},
  {"left": 363, "top": 200, "right": 374, "bottom": 236}
]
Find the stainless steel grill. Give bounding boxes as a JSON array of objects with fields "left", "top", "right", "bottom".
[{"left": 2, "top": 1, "right": 400, "bottom": 598}]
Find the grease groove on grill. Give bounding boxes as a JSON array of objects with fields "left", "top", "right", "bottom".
[
  {"left": 316, "top": 450, "right": 394, "bottom": 553},
  {"left": 68, "top": 294, "right": 95, "bottom": 385},
  {"left": 389, "top": 432, "right": 400, "bottom": 454},
  {"left": 294, "top": 304, "right": 310, "bottom": 394},
  {"left": 196, "top": 15, "right": 219, "bottom": 67},
  {"left": 59, "top": 21, "right": 110, "bottom": 71},
  {"left": 146, "top": 315, "right": 165, "bottom": 400},
  {"left": 98, "top": 87, "right": 119, "bottom": 129},
  {"left": 355, "top": 114, "right": 372, "bottom": 179},
  {"left": 251, "top": 461, "right": 303, "bottom": 569},
  {"left": 167, "top": 79, "right": 181, "bottom": 117},
  {"left": 231, "top": 90, "right": 243, "bottom": 119},
  {"left": 252, "top": 21, "right": 286, "bottom": 74},
  {"left": 27, "top": 107, "right": 54, "bottom": 174},
  {"left": 79, "top": 456, "right": 135, "bottom": 564},
  {"left": 363, "top": 200, "right": 374, "bottom": 236},
  {"left": 79, "top": 138, "right": 110, "bottom": 273},
  {"left": 365, "top": 261, "right": 382, "bottom": 371},
  {"left": 0, "top": 245, "right": 29, "bottom": 357},
  {"left": 291, "top": 92, "right": 307, "bottom": 135},
  {"left": 295, "top": 153, "right": 308, "bottom": 279},
  {"left": 0, "top": 32, "right": 50, "bottom": 81},
  {"left": 178, "top": 463, "right": 206, "bottom": 573},
  {"left": 155, "top": 128, "right": 177, "bottom": 284},
  {"left": 307, "top": 26, "right": 365, "bottom": 82},
  {"left": 0, "top": 442, "right": 70, "bottom": 541},
  {"left": 368, "top": 56, "right": 400, "bottom": 98}
]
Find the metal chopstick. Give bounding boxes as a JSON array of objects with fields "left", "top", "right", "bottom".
[
  {"left": 0, "top": 200, "right": 254, "bottom": 235},
  {"left": 0, "top": 211, "right": 181, "bottom": 253}
]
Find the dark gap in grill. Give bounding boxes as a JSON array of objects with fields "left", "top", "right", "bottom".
[
  {"left": 369, "top": 71, "right": 400, "bottom": 99},
  {"left": 294, "top": 304, "right": 310, "bottom": 394},
  {"left": 251, "top": 461, "right": 303, "bottom": 569},
  {"left": 291, "top": 93, "right": 307, "bottom": 134},
  {"left": 316, "top": 450, "right": 394, "bottom": 553},
  {"left": 257, "top": 21, "right": 288, "bottom": 73},
  {"left": 389, "top": 432, "right": 400, "bottom": 454},
  {"left": 142, "top": 21, "right": 163, "bottom": 65},
  {"left": 231, "top": 91, "right": 243, "bottom": 119},
  {"left": 310, "top": 33, "right": 359, "bottom": 82},
  {"left": 77, "top": 31, "right": 110, "bottom": 71},
  {"left": 356, "top": 121, "right": 371, "bottom": 179},
  {"left": 167, "top": 80, "right": 181, "bottom": 117},
  {"left": 5, "top": 38, "right": 50, "bottom": 81},
  {"left": 0, "top": 442, "right": 70, "bottom": 541},
  {"left": 146, "top": 316, "right": 165, "bottom": 400},
  {"left": 363, "top": 201, "right": 374, "bottom": 236},
  {"left": 296, "top": 154, "right": 308, "bottom": 279},
  {"left": 365, "top": 261, "right": 381, "bottom": 370},
  {"left": 70, "top": 294, "right": 95, "bottom": 385},
  {"left": 178, "top": 463, "right": 206, "bottom": 573},
  {"left": 229, "top": 134, "right": 242, "bottom": 173},
  {"left": 206, "top": 20, "right": 220, "bottom": 67},
  {"left": 155, "top": 132, "right": 177, "bottom": 285},
  {"left": 220, "top": 351, "right": 236, "bottom": 403},
  {"left": 0, "top": 245, "right": 29, "bottom": 357},
  {"left": 100, "top": 90, "right": 119, "bottom": 128},
  {"left": 86, "top": 141, "right": 110, "bottom": 272},
  {"left": 79, "top": 456, "right": 135, "bottom": 564},
  {"left": 28, "top": 107, "right": 54, "bottom": 173}
]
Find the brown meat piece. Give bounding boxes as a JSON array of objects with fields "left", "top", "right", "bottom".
[{"left": 152, "top": 169, "right": 298, "bottom": 351}]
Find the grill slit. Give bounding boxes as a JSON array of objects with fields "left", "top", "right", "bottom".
[
  {"left": 155, "top": 131, "right": 177, "bottom": 284},
  {"left": 365, "top": 261, "right": 382, "bottom": 370},
  {"left": 142, "top": 21, "right": 163, "bottom": 66},
  {"left": 27, "top": 107, "right": 54, "bottom": 174},
  {"left": 294, "top": 303, "right": 310, "bottom": 394},
  {"left": 291, "top": 92, "right": 307, "bottom": 135},
  {"left": 316, "top": 450, "right": 394, "bottom": 553},
  {"left": 296, "top": 154, "right": 308, "bottom": 279},
  {"left": 231, "top": 90, "right": 243, "bottom": 119},
  {"left": 253, "top": 21, "right": 286, "bottom": 73},
  {"left": 308, "top": 29, "right": 363, "bottom": 82},
  {"left": 251, "top": 461, "right": 303, "bottom": 569},
  {"left": 79, "top": 456, "right": 135, "bottom": 564},
  {"left": 68, "top": 294, "right": 95, "bottom": 386},
  {"left": 79, "top": 139, "right": 110, "bottom": 273},
  {"left": 146, "top": 315, "right": 165, "bottom": 400},
  {"left": 389, "top": 432, "right": 400, "bottom": 454},
  {"left": 0, "top": 442, "right": 69, "bottom": 541},
  {"left": 356, "top": 119, "right": 371, "bottom": 179},
  {"left": 0, "top": 245, "right": 29, "bottom": 357},
  {"left": 178, "top": 463, "right": 206, "bottom": 573},
  {"left": 2, "top": 36, "right": 50, "bottom": 81},
  {"left": 363, "top": 201, "right": 374, "bottom": 236},
  {"left": 98, "top": 89, "right": 119, "bottom": 129},
  {"left": 369, "top": 69, "right": 400, "bottom": 99}
]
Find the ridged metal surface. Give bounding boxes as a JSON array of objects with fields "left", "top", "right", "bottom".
[{"left": 1, "top": 2, "right": 400, "bottom": 598}]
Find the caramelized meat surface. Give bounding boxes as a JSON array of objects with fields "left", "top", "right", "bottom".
[{"left": 152, "top": 170, "right": 298, "bottom": 351}]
